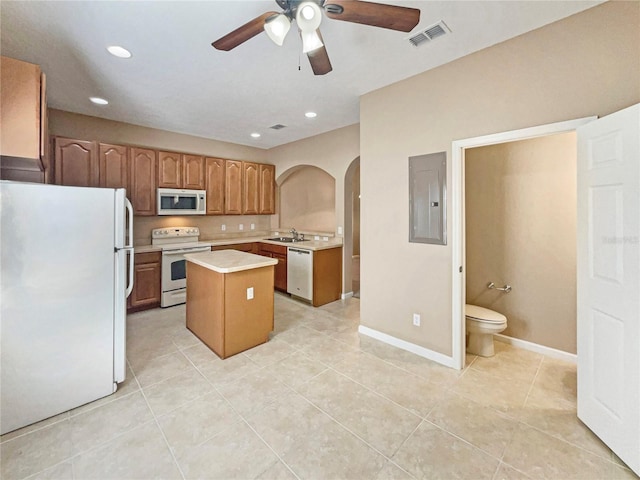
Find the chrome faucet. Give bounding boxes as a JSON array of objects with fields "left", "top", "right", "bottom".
[{"left": 289, "top": 228, "right": 299, "bottom": 240}]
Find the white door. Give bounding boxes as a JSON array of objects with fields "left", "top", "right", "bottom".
[{"left": 577, "top": 103, "right": 639, "bottom": 475}]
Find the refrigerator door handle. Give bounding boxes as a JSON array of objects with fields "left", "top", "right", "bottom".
[{"left": 124, "top": 198, "right": 135, "bottom": 298}]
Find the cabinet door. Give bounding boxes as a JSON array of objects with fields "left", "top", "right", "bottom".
[
  {"left": 157, "top": 151, "right": 181, "bottom": 188},
  {"left": 99, "top": 143, "right": 128, "bottom": 189},
  {"left": 242, "top": 161, "right": 260, "bottom": 215},
  {"left": 205, "top": 157, "right": 225, "bottom": 215},
  {"left": 259, "top": 164, "right": 276, "bottom": 214},
  {"left": 225, "top": 160, "right": 242, "bottom": 214},
  {"left": 128, "top": 254, "right": 161, "bottom": 310},
  {"left": 130, "top": 148, "right": 157, "bottom": 216},
  {"left": 54, "top": 137, "right": 99, "bottom": 187},
  {"left": 183, "top": 155, "right": 205, "bottom": 189},
  {"left": 0, "top": 56, "right": 42, "bottom": 160},
  {"left": 273, "top": 252, "right": 287, "bottom": 292}
]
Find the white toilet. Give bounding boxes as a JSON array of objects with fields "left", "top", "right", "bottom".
[{"left": 465, "top": 304, "right": 507, "bottom": 357}]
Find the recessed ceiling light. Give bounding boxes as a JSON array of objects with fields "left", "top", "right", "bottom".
[
  {"left": 89, "top": 97, "right": 109, "bottom": 105},
  {"left": 250, "top": 133, "right": 261, "bottom": 138},
  {"left": 305, "top": 111, "right": 317, "bottom": 118},
  {"left": 107, "top": 46, "right": 132, "bottom": 58}
]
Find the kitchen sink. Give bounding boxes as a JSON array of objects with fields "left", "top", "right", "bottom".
[{"left": 266, "top": 237, "right": 309, "bottom": 243}]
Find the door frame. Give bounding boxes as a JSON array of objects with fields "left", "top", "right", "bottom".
[{"left": 450, "top": 116, "right": 597, "bottom": 370}]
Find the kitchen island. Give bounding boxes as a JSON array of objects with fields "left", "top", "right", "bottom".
[{"left": 184, "top": 250, "right": 278, "bottom": 359}]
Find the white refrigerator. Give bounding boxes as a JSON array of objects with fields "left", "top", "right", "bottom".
[{"left": 0, "top": 181, "right": 134, "bottom": 435}]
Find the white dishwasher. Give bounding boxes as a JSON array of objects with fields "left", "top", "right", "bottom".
[{"left": 287, "top": 247, "right": 313, "bottom": 301}]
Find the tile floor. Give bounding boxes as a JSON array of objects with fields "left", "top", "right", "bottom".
[{"left": 1, "top": 294, "right": 637, "bottom": 480}]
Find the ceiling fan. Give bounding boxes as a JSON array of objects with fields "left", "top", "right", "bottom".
[{"left": 212, "top": 0, "right": 421, "bottom": 75}]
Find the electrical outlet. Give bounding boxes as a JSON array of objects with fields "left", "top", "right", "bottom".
[
  {"left": 250, "top": 223, "right": 255, "bottom": 230},
  {"left": 413, "top": 313, "right": 421, "bottom": 326},
  {"left": 247, "top": 287, "right": 254, "bottom": 300},
  {"left": 314, "top": 235, "right": 320, "bottom": 240},
  {"left": 337, "top": 226, "right": 343, "bottom": 235},
  {"left": 239, "top": 224, "right": 244, "bottom": 231},
  {"left": 221, "top": 224, "right": 226, "bottom": 231}
]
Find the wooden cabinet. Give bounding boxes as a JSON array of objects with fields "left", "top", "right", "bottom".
[
  {"left": 211, "top": 243, "right": 259, "bottom": 254},
  {"left": 130, "top": 148, "right": 157, "bottom": 216},
  {"left": 186, "top": 257, "right": 275, "bottom": 359},
  {"left": 225, "top": 160, "right": 243, "bottom": 214},
  {"left": 54, "top": 137, "right": 99, "bottom": 187},
  {"left": 259, "top": 243, "right": 288, "bottom": 292},
  {"left": 0, "top": 56, "right": 47, "bottom": 161},
  {"left": 312, "top": 247, "right": 343, "bottom": 307},
  {"left": 242, "top": 161, "right": 260, "bottom": 215},
  {"left": 127, "top": 251, "right": 161, "bottom": 312},
  {"left": 259, "top": 164, "right": 276, "bottom": 214},
  {"left": 157, "top": 151, "right": 181, "bottom": 188},
  {"left": 99, "top": 143, "right": 128, "bottom": 189},
  {"left": 158, "top": 152, "right": 205, "bottom": 190},
  {"left": 183, "top": 155, "right": 205, "bottom": 189},
  {"left": 205, "top": 157, "right": 225, "bottom": 215}
]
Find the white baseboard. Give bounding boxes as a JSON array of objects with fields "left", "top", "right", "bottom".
[
  {"left": 494, "top": 334, "right": 577, "bottom": 364},
  {"left": 358, "top": 325, "right": 457, "bottom": 369},
  {"left": 341, "top": 292, "right": 354, "bottom": 300}
]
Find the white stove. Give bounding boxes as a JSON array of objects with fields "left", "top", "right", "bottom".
[{"left": 152, "top": 227, "right": 211, "bottom": 307}]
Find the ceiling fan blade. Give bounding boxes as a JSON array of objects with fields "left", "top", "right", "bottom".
[
  {"left": 307, "top": 30, "right": 332, "bottom": 75},
  {"left": 324, "top": 0, "right": 420, "bottom": 32},
  {"left": 212, "top": 11, "right": 279, "bottom": 51}
]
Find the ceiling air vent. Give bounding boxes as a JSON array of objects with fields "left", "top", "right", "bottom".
[
  {"left": 408, "top": 20, "right": 450, "bottom": 47},
  {"left": 270, "top": 124, "right": 287, "bottom": 130}
]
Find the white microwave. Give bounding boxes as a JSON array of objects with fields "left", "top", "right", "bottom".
[{"left": 157, "top": 188, "right": 206, "bottom": 215}]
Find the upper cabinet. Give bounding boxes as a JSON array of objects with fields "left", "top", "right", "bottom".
[
  {"left": 183, "top": 155, "right": 205, "bottom": 190},
  {"left": 130, "top": 148, "right": 157, "bottom": 216},
  {"left": 46, "top": 133, "right": 275, "bottom": 217},
  {"left": 205, "top": 157, "right": 225, "bottom": 215},
  {"left": 0, "top": 56, "right": 48, "bottom": 183},
  {"left": 0, "top": 56, "right": 46, "bottom": 160},
  {"left": 225, "top": 160, "right": 243, "bottom": 215},
  {"left": 157, "top": 151, "right": 182, "bottom": 188},
  {"left": 259, "top": 164, "right": 276, "bottom": 214},
  {"left": 54, "top": 137, "right": 99, "bottom": 187},
  {"left": 158, "top": 152, "right": 205, "bottom": 190},
  {"left": 99, "top": 143, "right": 128, "bottom": 189},
  {"left": 242, "top": 161, "right": 260, "bottom": 215}
]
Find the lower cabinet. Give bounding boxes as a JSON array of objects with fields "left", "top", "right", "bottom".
[
  {"left": 312, "top": 247, "right": 342, "bottom": 307},
  {"left": 127, "top": 251, "right": 161, "bottom": 313},
  {"left": 258, "top": 243, "right": 287, "bottom": 292}
]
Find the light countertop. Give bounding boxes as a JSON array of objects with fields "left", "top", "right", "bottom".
[
  {"left": 184, "top": 250, "right": 277, "bottom": 274},
  {"left": 135, "top": 236, "right": 343, "bottom": 253}
]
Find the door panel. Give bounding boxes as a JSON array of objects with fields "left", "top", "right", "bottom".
[{"left": 577, "top": 103, "right": 639, "bottom": 476}]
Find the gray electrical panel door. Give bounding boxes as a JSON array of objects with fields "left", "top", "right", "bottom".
[{"left": 409, "top": 152, "right": 446, "bottom": 245}]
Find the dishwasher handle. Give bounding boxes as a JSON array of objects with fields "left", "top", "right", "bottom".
[{"left": 289, "top": 248, "right": 311, "bottom": 254}]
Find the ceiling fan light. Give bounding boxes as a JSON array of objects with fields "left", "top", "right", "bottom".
[
  {"left": 264, "top": 13, "right": 290, "bottom": 46},
  {"left": 301, "top": 29, "right": 324, "bottom": 53},
  {"left": 296, "top": 1, "right": 322, "bottom": 32}
]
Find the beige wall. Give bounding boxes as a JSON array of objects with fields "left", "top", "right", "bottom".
[
  {"left": 267, "top": 123, "right": 360, "bottom": 234},
  {"left": 360, "top": 2, "right": 640, "bottom": 356},
  {"left": 267, "top": 124, "right": 360, "bottom": 292},
  {"left": 48, "top": 109, "right": 272, "bottom": 244},
  {"left": 279, "top": 166, "right": 336, "bottom": 233},
  {"left": 465, "top": 133, "right": 577, "bottom": 353}
]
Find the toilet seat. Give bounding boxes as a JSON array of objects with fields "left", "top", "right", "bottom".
[{"left": 465, "top": 304, "right": 506, "bottom": 324}]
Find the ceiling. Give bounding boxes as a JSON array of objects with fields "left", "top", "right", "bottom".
[{"left": 1, "top": 1, "right": 602, "bottom": 149}]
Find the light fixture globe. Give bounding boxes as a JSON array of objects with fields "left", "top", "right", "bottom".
[
  {"left": 300, "top": 30, "right": 323, "bottom": 53},
  {"left": 264, "top": 13, "right": 291, "bottom": 46},
  {"left": 296, "top": 1, "right": 322, "bottom": 32}
]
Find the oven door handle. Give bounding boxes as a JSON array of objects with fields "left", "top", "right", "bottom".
[{"left": 162, "top": 246, "right": 211, "bottom": 256}]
